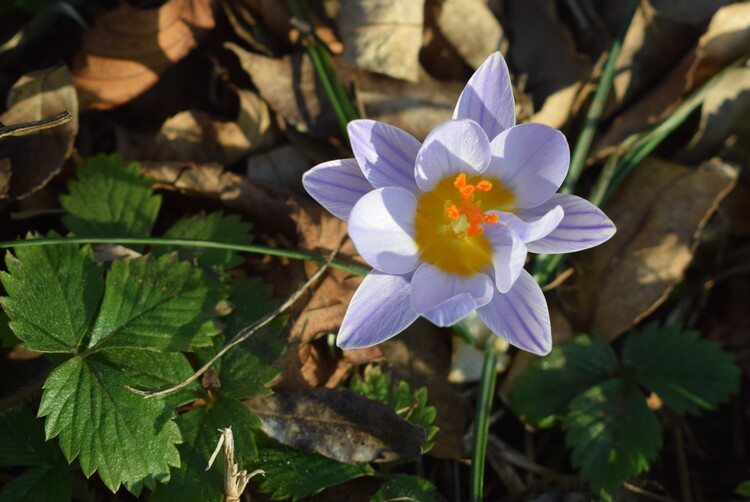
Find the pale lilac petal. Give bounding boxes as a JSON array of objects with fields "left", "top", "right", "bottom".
[
  {"left": 523, "top": 194, "right": 616, "bottom": 253},
  {"left": 348, "top": 187, "right": 420, "bottom": 274},
  {"left": 500, "top": 205, "right": 564, "bottom": 243},
  {"left": 453, "top": 52, "right": 515, "bottom": 141},
  {"left": 410, "top": 263, "right": 493, "bottom": 326},
  {"left": 348, "top": 120, "right": 421, "bottom": 194},
  {"left": 486, "top": 123, "right": 569, "bottom": 209},
  {"left": 337, "top": 271, "right": 419, "bottom": 349},
  {"left": 477, "top": 269, "right": 551, "bottom": 355},
  {"left": 415, "top": 120, "right": 491, "bottom": 192},
  {"left": 302, "top": 159, "right": 373, "bottom": 221},
  {"left": 484, "top": 223, "right": 527, "bottom": 293}
]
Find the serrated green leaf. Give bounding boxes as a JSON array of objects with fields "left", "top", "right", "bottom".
[
  {"left": 250, "top": 434, "right": 373, "bottom": 501},
  {"left": 371, "top": 474, "right": 438, "bottom": 502},
  {"left": 0, "top": 310, "right": 18, "bottom": 347},
  {"left": 0, "top": 406, "right": 66, "bottom": 468},
  {"left": 622, "top": 323, "right": 740, "bottom": 415},
  {"left": 219, "top": 278, "right": 285, "bottom": 400},
  {"left": 160, "top": 212, "right": 253, "bottom": 270},
  {"left": 60, "top": 153, "right": 161, "bottom": 244},
  {"left": 0, "top": 239, "right": 103, "bottom": 353},
  {"left": 38, "top": 355, "right": 182, "bottom": 493},
  {"left": 564, "top": 378, "right": 662, "bottom": 493},
  {"left": 0, "top": 465, "right": 71, "bottom": 502},
  {"left": 350, "top": 365, "right": 438, "bottom": 453},
  {"left": 88, "top": 254, "right": 223, "bottom": 351},
  {"left": 510, "top": 335, "right": 618, "bottom": 426},
  {"left": 152, "top": 398, "right": 259, "bottom": 502}
]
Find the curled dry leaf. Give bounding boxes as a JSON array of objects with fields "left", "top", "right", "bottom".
[
  {"left": 0, "top": 64, "right": 78, "bottom": 200},
  {"left": 72, "top": 0, "right": 215, "bottom": 110},
  {"left": 227, "top": 44, "right": 339, "bottom": 139},
  {"left": 118, "top": 90, "right": 280, "bottom": 165},
  {"left": 437, "top": 0, "right": 505, "bottom": 70},
  {"left": 337, "top": 0, "right": 424, "bottom": 82},
  {"left": 594, "top": 2, "right": 750, "bottom": 161},
  {"left": 245, "top": 389, "right": 425, "bottom": 463},
  {"left": 565, "top": 157, "right": 738, "bottom": 341}
]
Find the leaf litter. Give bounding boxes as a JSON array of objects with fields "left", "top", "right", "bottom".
[{"left": 1, "top": 0, "right": 750, "bottom": 500}]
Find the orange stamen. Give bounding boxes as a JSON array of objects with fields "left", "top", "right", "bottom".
[{"left": 445, "top": 173, "right": 501, "bottom": 237}]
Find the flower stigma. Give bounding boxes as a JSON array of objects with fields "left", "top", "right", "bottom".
[{"left": 414, "top": 172, "right": 515, "bottom": 275}]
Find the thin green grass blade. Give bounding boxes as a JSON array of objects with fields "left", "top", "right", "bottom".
[{"left": 470, "top": 347, "right": 498, "bottom": 502}]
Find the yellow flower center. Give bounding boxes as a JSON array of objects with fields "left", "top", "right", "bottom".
[{"left": 414, "top": 173, "right": 514, "bottom": 275}]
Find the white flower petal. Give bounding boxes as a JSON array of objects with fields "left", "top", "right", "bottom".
[
  {"left": 337, "top": 271, "right": 419, "bottom": 349},
  {"left": 522, "top": 194, "right": 616, "bottom": 253},
  {"left": 477, "top": 269, "right": 551, "bottom": 355},
  {"left": 410, "top": 263, "right": 493, "bottom": 326},
  {"left": 348, "top": 187, "right": 420, "bottom": 274},
  {"left": 415, "top": 120, "right": 491, "bottom": 192},
  {"left": 500, "top": 205, "right": 564, "bottom": 244},
  {"left": 302, "top": 159, "right": 373, "bottom": 220},
  {"left": 484, "top": 223, "right": 527, "bottom": 293}
]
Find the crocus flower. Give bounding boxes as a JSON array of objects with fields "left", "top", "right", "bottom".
[{"left": 302, "top": 52, "right": 615, "bottom": 355}]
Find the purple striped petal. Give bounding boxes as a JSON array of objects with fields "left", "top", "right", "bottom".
[
  {"left": 484, "top": 223, "right": 527, "bottom": 293},
  {"left": 477, "top": 269, "right": 551, "bottom": 355},
  {"left": 501, "top": 205, "right": 564, "bottom": 243},
  {"left": 302, "top": 159, "right": 373, "bottom": 220},
  {"left": 415, "top": 119, "right": 491, "bottom": 192},
  {"left": 453, "top": 52, "right": 515, "bottom": 141},
  {"left": 348, "top": 120, "right": 422, "bottom": 194},
  {"left": 523, "top": 194, "right": 616, "bottom": 253},
  {"left": 486, "top": 123, "right": 569, "bottom": 209},
  {"left": 348, "top": 187, "right": 420, "bottom": 274},
  {"left": 410, "top": 264, "right": 493, "bottom": 326},
  {"left": 337, "top": 271, "right": 419, "bottom": 349}
]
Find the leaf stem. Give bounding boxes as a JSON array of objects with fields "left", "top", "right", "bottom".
[
  {"left": 470, "top": 346, "right": 498, "bottom": 502},
  {"left": 0, "top": 236, "right": 370, "bottom": 277}
]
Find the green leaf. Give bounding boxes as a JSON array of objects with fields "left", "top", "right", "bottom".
[
  {"left": 38, "top": 355, "right": 182, "bottom": 493},
  {"left": 0, "top": 465, "right": 71, "bottom": 502},
  {"left": 736, "top": 480, "right": 750, "bottom": 497},
  {"left": 510, "top": 335, "right": 618, "bottom": 426},
  {"left": 218, "top": 278, "right": 285, "bottom": 400},
  {"left": 564, "top": 378, "right": 662, "bottom": 493},
  {"left": 161, "top": 212, "right": 253, "bottom": 270},
  {"left": 350, "top": 365, "right": 438, "bottom": 453},
  {"left": 152, "top": 398, "right": 260, "bottom": 502},
  {"left": 622, "top": 323, "right": 740, "bottom": 415},
  {"left": 250, "top": 434, "right": 373, "bottom": 501},
  {"left": 0, "top": 406, "right": 66, "bottom": 467},
  {"left": 61, "top": 153, "right": 161, "bottom": 244},
  {"left": 88, "top": 254, "right": 223, "bottom": 351},
  {"left": 0, "top": 239, "right": 103, "bottom": 353},
  {"left": 0, "top": 310, "right": 19, "bottom": 347},
  {"left": 371, "top": 474, "right": 438, "bottom": 502}
]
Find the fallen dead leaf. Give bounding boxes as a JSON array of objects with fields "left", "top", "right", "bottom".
[
  {"left": 227, "top": 44, "right": 339, "bottom": 139},
  {"left": 0, "top": 158, "right": 10, "bottom": 199},
  {"left": 245, "top": 388, "right": 425, "bottom": 463},
  {"left": 72, "top": 0, "right": 215, "bottom": 110},
  {"left": 337, "top": 0, "right": 424, "bottom": 82},
  {"left": 437, "top": 0, "right": 505, "bottom": 70},
  {"left": 565, "top": 157, "right": 738, "bottom": 341},
  {"left": 529, "top": 81, "right": 585, "bottom": 130},
  {"left": 0, "top": 64, "right": 78, "bottom": 200},
  {"left": 246, "top": 144, "right": 310, "bottom": 194},
  {"left": 650, "top": 0, "right": 732, "bottom": 26}
]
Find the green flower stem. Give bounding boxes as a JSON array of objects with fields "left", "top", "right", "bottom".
[
  {"left": 0, "top": 236, "right": 370, "bottom": 277},
  {"left": 470, "top": 346, "right": 498, "bottom": 502}
]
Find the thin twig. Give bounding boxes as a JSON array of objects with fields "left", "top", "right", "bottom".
[
  {"left": 207, "top": 428, "right": 265, "bottom": 502},
  {"left": 622, "top": 482, "right": 676, "bottom": 502},
  {"left": 128, "top": 246, "right": 339, "bottom": 398}
]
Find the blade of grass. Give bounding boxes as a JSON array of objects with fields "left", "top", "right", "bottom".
[
  {"left": 0, "top": 236, "right": 370, "bottom": 277},
  {"left": 470, "top": 346, "right": 498, "bottom": 502}
]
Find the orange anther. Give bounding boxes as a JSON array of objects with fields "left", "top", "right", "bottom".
[
  {"left": 454, "top": 173, "right": 467, "bottom": 189},
  {"left": 447, "top": 204, "right": 460, "bottom": 220},
  {"left": 466, "top": 226, "right": 483, "bottom": 237},
  {"left": 484, "top": 213, "right": 499, "bottom": 224},
  {"left": 460, "top": 185, "right": 475, "bottom": 197},
  {"left": 476, "top": 181, "right": 493, "bottom": 191},
  {"left": 448, "top": 173, "right": 501, "bottom": 238}
]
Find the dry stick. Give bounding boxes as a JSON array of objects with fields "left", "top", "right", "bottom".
[
  {"left": 128, "top": 246, "right": 339, "bottom": 398},
  {"left": 207, "top": 428, "right": 265, "bottom": 502}
]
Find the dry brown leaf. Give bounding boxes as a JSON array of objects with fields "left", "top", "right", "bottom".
[
  {"left": 72, "top": 0, "right": 215, "bottom": 110},
  {"left": 380, "top": 322, "right": 470, "bottom": 460},
  {"left": 220, "top": 0, "right": 278, "bottom": 56},
  {"left": 0, "top": 64, "right": 78, "bottom": 200},
  {"left": 593, "top": 3, "right": 750, "bottom": 161},
  {"left": 0, "top": 158, "right": 10, "bottom": 199},
  {"left": 650, "top": 0, "right": 732, "bottom": 25},
  {"left": 337, "top": 0, "right": 424, "bottom": 82},
  {"left": 504, "top": 0, "right": 590, "bottom": 107},
  {"left": 118, "top": 89, "right": 279, "bottom": 165},
  {"left": 529, "top": 81, "right": 584, "bottom": 130},
  {"left": 246, "top": 144, "right": 310, "bottom": 194},
  {"left": 437, "top": 0, "right": 505, "bottom": 70},
  {"left": 565, "top": 157, "right": 738, "bottom": 341},
  {"left": 245, "top": 389, "right": 425, "bottom": 463},
  {"left": 227, "top": 44, "right": 339, "bottom": 139}
]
